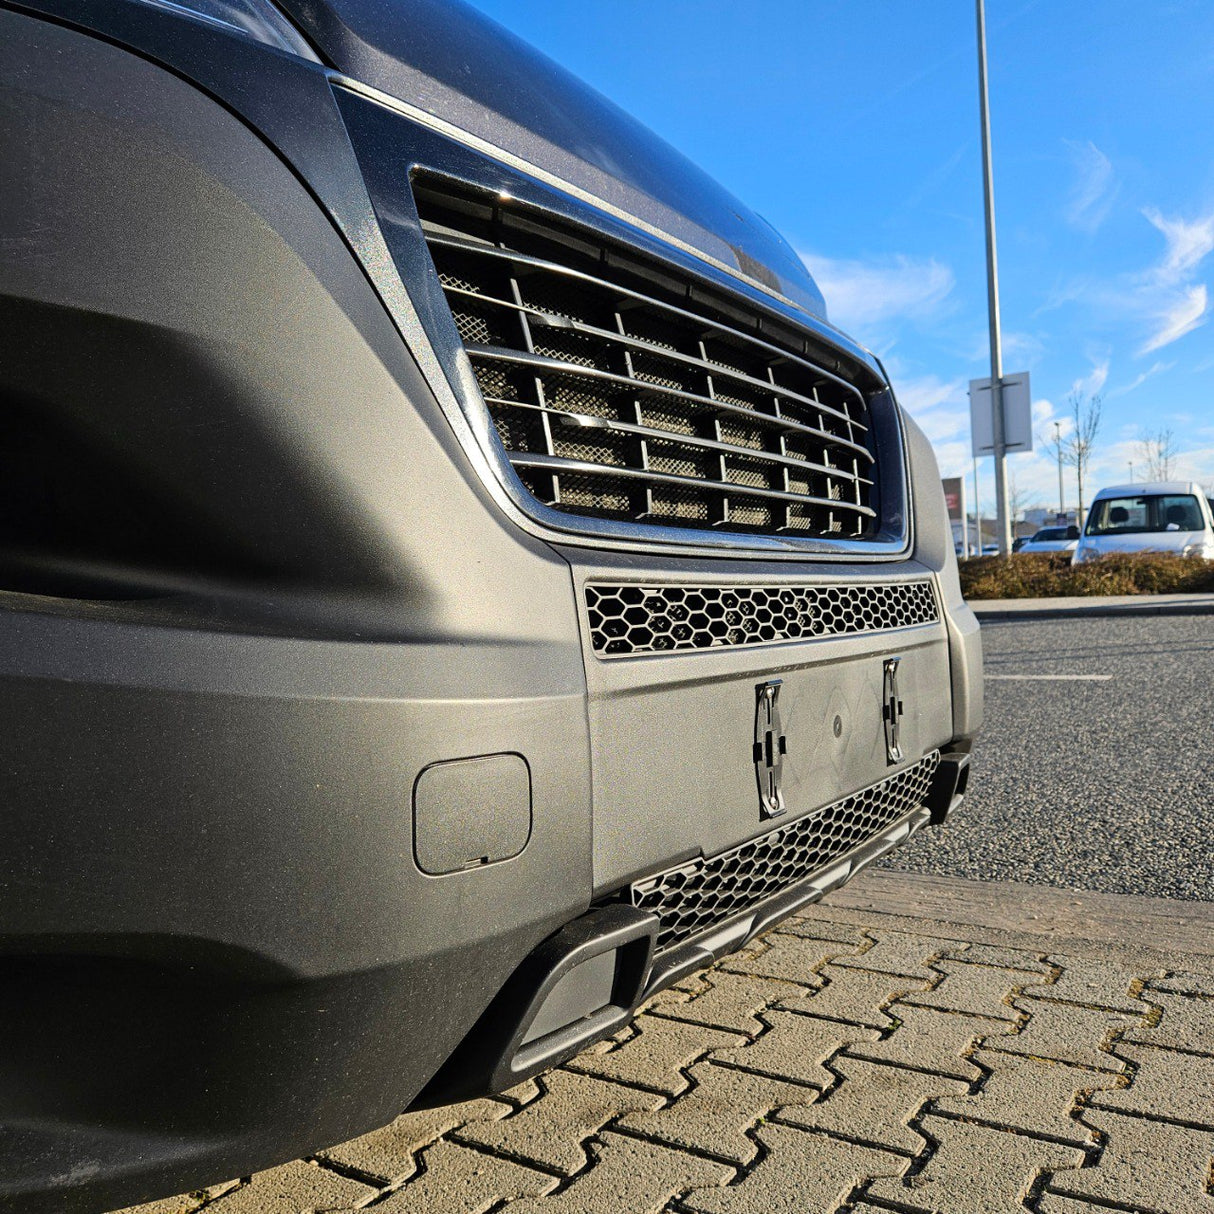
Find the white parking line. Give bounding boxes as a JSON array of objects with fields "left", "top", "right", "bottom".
[{"left": 986, "top": 674, "right": 1113, "bottom": 681}]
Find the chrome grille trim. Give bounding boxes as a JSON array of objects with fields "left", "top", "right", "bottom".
[
  {"left": 631, "top": 752, "right": 940, "bottom": 952},
  {"left": 415, "top": 180, "right": 898, "bottom": 544},
  {"left": 585, "top": 579, "right": 940, "bottom": 657}
]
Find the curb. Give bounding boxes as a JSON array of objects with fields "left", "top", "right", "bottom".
[
  {"left": 831, "top": 868, "right": 1214, "bottom": 962},
  {"left": 971, "top": 595, "right": 1214, "bottom": 621}
]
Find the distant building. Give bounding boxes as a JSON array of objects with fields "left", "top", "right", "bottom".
[{"left": 1024, "top": 507, "right": 1079, "bottom": 529}]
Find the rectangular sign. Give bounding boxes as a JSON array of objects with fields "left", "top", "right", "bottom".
[
  {"left": 942, "top": 476, "right": 965, "bottom": 522},
  {"left": 970, "top": 372, "right": 1032, "bottom": 456}
]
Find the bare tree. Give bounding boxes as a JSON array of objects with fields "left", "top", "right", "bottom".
[
  {"left": 1043, "top": 391, "right": 1103, "bottom": 527},
  {"left": 1137, "top": 427, "right": 1177, "bottom": 482},
  {"left": 1007, "top": 468, "right": 1028, "bottom": 529}
]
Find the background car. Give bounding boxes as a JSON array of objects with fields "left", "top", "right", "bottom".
[
  {"left": 1017, "top": 525, "right": 1080, "bottom": 556},
  {"left": 1074, "top": 482, "right": 1214, "bottom": 563}
]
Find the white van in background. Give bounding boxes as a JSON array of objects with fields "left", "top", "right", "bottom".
[{"left": 1074, "top": 482, "right": 1214, "bottom": 563}]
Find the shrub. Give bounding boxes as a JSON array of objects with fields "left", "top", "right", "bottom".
[{"left": 959, "top": 552, "right": 1214, "bottom": 599}]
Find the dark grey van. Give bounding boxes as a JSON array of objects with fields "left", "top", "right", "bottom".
[{"left": 0, "top": 1, "right": 982, "bottom": 1208}]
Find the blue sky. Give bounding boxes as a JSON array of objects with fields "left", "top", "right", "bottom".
[{"left": 468, "top": 0, "right": 1214, "bottom": 514}]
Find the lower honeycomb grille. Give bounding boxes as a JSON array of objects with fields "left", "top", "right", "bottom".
[
  {"left": 586, "top": 579, "right": 938, "bottom": 657},
  {"left": 630, "top": 753, "right": 940, "bottom": 953}
]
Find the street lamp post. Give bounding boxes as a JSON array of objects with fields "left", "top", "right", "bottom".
[
  {"left": 1054, "top": 421, "right": 1064, "bottom": 518},
  {"left": 976, "top": 0, "right": 1011, "bottom": 555}
]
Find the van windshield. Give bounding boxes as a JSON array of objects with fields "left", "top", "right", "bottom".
[{"left": 1085, "top": 494, "right": 1204, "bottom": 535}]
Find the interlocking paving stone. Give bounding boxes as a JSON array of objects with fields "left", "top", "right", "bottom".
[
  {"left": 1093, "top": 1042, "right": 1214, "bottom": 1127},
  {"left": 718, "top": 939, "right": 829, "bottom": 986},
  {"left": 866, "top": 1115, "right": 1084, "bottom": 1214},
  {"left": 844, "top": 1003, "right": 1017, "bottom": 1082},
  {"left": 202, "top": 1160, "right": 373, "bottom": 1213},
  {"left": 319, "top": 1095, "right": 518, "bottom": 1181},
  {"left": 616, "top": 1061, "right": 816, "bottom": 1166},
  {"left": 654, "top": 971, "right": 802, "bottom": 1034},
  {"left": 1123, "top": 989, "right": 1214, "bottom": 1053},
  {"left": 565, "top": 1014, "right": 744, "bottom": 1097},
  {"left": 1022, "top": 957, "right": 1156, "bottom": 1013},
  {"left": 711, "top": 1010, "right": 878, "bottom": 1088},
  {"left": 779, "top": 964, "right": 933, "bottom": 1029},
  {"left": 987, "top": 997, "right": 1142, "bottom": 1071},
  {"left": 639, "top": 972, "right": 709, "bottom": 1015},
  {"left": 934, "top": 1050, "right": 1120, "bottom": 1146},
  {"left": 936, "top": 942, "right": 1054, "bottom": 973},
  {"left": 114, "top": 1185, "right": 240, "bottom": 1214},
  {"left": 900, "top": 959, "right": 1041, "bottom": 1021},
  {"left": 830, "top": 930, "right": 951, "bottom": 978},
  {"left": 776, "top": 1055, "right": 968, "bottom": 1155},
  {"left": 370, "top": 1140, "right": 556, "bottom": 1212},
  {"left": 682, "top": 1124, "right": 908, "bottom": 1214},
  {"left": 773, "top": 918, "right": 870, "bottom": 947},
  {"left": 1035, "top": 1196, "right": 1131, "bottom": 1214},
  {"left": 1149, "top": 971, "right": 1214, "bottom": 998},
  {"left": 1047, "top": 1107, "right": 1214, "bottom": 1214},
  {"left": 454, "top": 1070, "right": 664, "bottom": 1174},
  {"left": 503, "top": 1130, "right": 732, "bottom": 1214}
]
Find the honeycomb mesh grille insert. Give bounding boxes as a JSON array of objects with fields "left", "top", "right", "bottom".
[
  {"left": 413, "top": 178, "right": 887, "bottom": 542},
  {"left": 585, "top": 579, "right": 939, "bottom": 657},
  {"left": 632, "top": 753, "right": 940, "bottom": 953}
]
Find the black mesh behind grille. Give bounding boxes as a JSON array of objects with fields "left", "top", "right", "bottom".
[
  {"left": 632, "top": 754, "right": 940, "bottom": 952},
  {"left": 415, "top": 179, "right": 883, "bottom": 541},
  {"left": 585, "top": 579, "right": 939, "bottom": 657}
]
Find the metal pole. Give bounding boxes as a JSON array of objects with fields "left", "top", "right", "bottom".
[
  {"left": 960, "top": 475, "right": 969, "bottom": 559},
  {"left": 976, "top": 0, "right": 1011, "bottom": 554},
  {"left": 973, "top": 455, "right": 982, "bottom": 554},
  {"left": 1054, "top": 421, "right": 1064, "bottom": 518}
]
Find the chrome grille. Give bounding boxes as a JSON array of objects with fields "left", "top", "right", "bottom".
[
  {"left": 585, "top": 579, "right": 939, "bottom": 657},
  {"left": 415, "top": 181, "right": 882, "bottom": 540},
  {"left": 632, "top": 753, "right": 940, "bottom": 952}
]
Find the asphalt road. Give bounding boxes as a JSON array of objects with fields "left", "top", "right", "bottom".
[{"left": 883, "top": 613, "right": 1214, "bottom": 902}]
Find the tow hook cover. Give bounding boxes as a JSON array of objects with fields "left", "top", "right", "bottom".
[{"left": 753, "top": 679, "right": 788, "bottom": 819}]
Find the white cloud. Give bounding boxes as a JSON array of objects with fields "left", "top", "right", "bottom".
[
  {"left": 1143, "top": 208, "right": 1214, "bottom": 285},
  {"left": 1034, "top": 397, "right": 1061, "bottom": 428},
  {"left": 1106, "top": 360, "right": 1174, "bottom": 398},
  {"left": 893, "top": 372, "right": 965, "bottom": 415},
  {"left": 1140, "top": 284, "right": 1209, "bottom": 354},
  {"left": 1036, "top": 207, "right": 1214, "bottom": 358},
  {"left": 798, "top": 251, "right": 954, "bottom": 338},
  {"left": 1071, "top": 358, "right": 1109, "bottom": 397},
  {"left": 1064, "top": 140, "right": 1117, "bottom": 233}
]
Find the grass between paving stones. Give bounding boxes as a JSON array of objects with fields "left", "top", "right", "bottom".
[{"left": 959, "top": 552, "right": 1214, "bottom": 599}]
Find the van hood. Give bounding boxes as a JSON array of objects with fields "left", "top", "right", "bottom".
[{"left": 280, "top": 0, "right": 828, "bottom": 319}]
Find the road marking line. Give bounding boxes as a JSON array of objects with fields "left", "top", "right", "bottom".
[{"left": 986, "top": 674, "right": 1113, "bottom": 681}]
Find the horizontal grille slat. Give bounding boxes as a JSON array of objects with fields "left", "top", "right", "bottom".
[
  {"left": 445, "top": 285, "right": 869, "bottom": 433},
  {"left": 585, "top": 579, "right": 939, "bottom": 656},
  {"left": 469, "top": 348, "right": 875, "bottom": 462},
  {"left": 484, "top": 398, "right": 872, "bottom": 486},
  {"left": 631, "top": 753, "right": 940, "bottom": 952},
  {"left": 428, "top": 232, "right": 871, "bottom": 413},
  {"left": 512, "top": 453, "right": 876, "bottom": 515},
  {"left": 416, "top": 181, "right": 884, "bottom": 541}
]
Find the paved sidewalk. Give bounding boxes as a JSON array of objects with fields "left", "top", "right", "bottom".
[
  {"left": 118, "top": 872, "right": 1214, "bottom": 1214},
  {"left": 971, "top": 592, "right": 1214, "bottom": 620}
]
